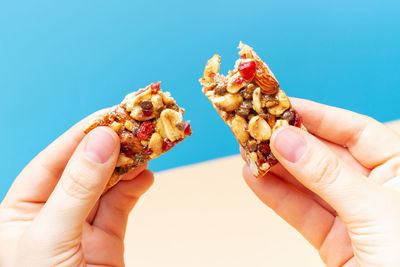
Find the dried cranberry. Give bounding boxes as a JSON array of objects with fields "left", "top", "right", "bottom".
[
  {"left": 258, "top": 142, "right": 271, "bottom": 157},
  {"left": 142, "top": 107, "right": 153, "bottom": 117},
  {"left": 290, "top": 111, "right": 302, "bottom": 128},
  {"left": 136, "top": 121, "right": 154, "bottom": 140},
  {"left": 120, "top": 143, "right": 133, "bottom": 158},
  {"left": 162, "top": 138, "right": 174, "bottom": 152},
  {"left": 150, "top": 81, "right": 161, "bottom": 93},
  {"left": 183, "top": 122, "right": 192, "bottom": 136},
  {"left": 235, "top": 77, "right": 245, "bottom": 85},
  {"left": 267, "top": 157, "right": 279, "bottom": 166},
  {"left": 238, "top": 60, "right": 257, "bottom": 81}
]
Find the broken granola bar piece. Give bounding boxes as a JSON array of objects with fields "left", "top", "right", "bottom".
[
  {"left": 199, "top": 42, "right": 306, "bottom": 178},
  {"left": 84, "top": 81, "right": 192, "bottom": 189}
]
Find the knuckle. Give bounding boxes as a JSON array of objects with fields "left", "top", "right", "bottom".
[
  {"left": 61, "top": 167, "right": 97, "bottom": 200},
  {"left": 311, "top": 156, "right": 342, "bottom": 187}
]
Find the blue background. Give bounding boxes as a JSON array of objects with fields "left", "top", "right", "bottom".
[{"left": 1, "top": 0, "right": 399, "bottom": 200}]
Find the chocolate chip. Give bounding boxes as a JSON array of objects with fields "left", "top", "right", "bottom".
[
  {"left": 214, "top": 83, "right": 227, "bottom": 95},
  {"left": 175, "top": 122, "right": 185, "bottom": 131},
  {"left": 248, "top": 142, "right": 257, "bottom": 152},
  {"left": 281, "top": 110, "right": 294, "bottom": 122},
  {"left": 237, "top": 107, "right": 250, "bottom": 117},
  {"left": 140, "top": 100, "right": 153, "bottom": 109}
]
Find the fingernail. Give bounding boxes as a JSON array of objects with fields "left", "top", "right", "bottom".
[
  {"left": 85, "top": 128, "right": 117, "bottom": 164},
  {"left": 273, "top": 127, "right": 307, "bottom": 163}
]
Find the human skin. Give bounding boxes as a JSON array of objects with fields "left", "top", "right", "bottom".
[
  {"left": 243, "top": 99, "right": 400, "bottom": 266},
  {"left": 0, "top": 111, "right": 154, "bottom": 267}
]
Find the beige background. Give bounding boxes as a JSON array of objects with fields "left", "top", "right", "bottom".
[{"left": 125, "top": 121, "right": 400, "bottom": 266}]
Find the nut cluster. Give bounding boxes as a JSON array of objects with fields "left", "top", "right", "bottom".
[
  {"left": 200, "top": 42, "right": 305, "bottom": 177},
  {"left": 84, "top": 82, "right": 192, "bottom": 188}
]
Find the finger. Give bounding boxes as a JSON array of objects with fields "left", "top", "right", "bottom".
[
  {"left": 92, "top": 169, "right": 154, "bottom": 239},
  {"left": 270, "top": 126, "right": 377, "bottom": 221},
  {"left": 245, "top": 165, "right": 353, "bottom": 265},
  {"left": 36, "top": 127, "right": 120, "bottom": 234},
  {"left": 270, "top": 139, "right": 369, "bottom": 194},
  {"left": 270, "top": 164, "right": 337, "bottom": 215},
  {"left": 82, "top": 224, "right": 124, "bottom": 266},
  {"left": 291, "top": 98, "right": 400, "bottom": 168},
  {"left": 2, "top": 109, "right": 109, "bottom": 205},
  {"left": 243, "top": 165, "right": 335, "bottom": 249},
  {"left": 86, "top": 163, "right": 148, "bottom": 223},
  {"left": 318, "top": 217, "right": 354, "bottom": 267},
  {"left": 242, "top": 139, "right": 368, "bottom": 215}
]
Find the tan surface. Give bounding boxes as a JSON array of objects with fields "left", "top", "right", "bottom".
[
  {"left": 125, "top": 155, "right": 322, "bottom": 266},
  {"left": 124, "top": 120, "right": 400, "bottom": 266}
]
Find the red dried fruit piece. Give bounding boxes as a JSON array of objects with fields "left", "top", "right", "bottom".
[
  {"left": 150, "top": 81, "right": 161, "bottom": 93},
  {"left": 258, "top": 154, "right": 278, "bottom": 167},
  {"left": 267, "top": 157, "right": 279, "bottom": 166},
  {"left": 120, "top": 143, "right": 133, "bottom": 158},
  {"left": 136, "top": 121, "right": 154, "bottom": 140},
  {"left": 142, "top": 107, "right": 153, "bottom": 117},
  {"left": 290, "top": 111, "right": 302, "bottom": 128},
  {"left": 183, "top": 122, "right": 192, "bottom": 136},
  {"left": 258, "top": 142, "right": 271, "bottom": 157},
  {"left": 238, "top": 60, "right": 257, "bottom": 81},
  {"left": 162, "top": 138, "right": 174, "bottom": 152},
  {"left": 235, "top": 77, "right": 245, "bottom": 85}
]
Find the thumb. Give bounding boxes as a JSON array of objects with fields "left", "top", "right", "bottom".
[
  {"left": 270, "top": 126, "right": 376, "bottom": 220},
  {"left": 36, "top": 126, "right": 119, "bottom": 234}
]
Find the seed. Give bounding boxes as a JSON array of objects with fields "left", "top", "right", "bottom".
[
  {"left": 214, "top": 83, "right": 227, "bottom": 95},
  {"left": 140, "top": 100, "right": 153, "bottom": 109},
  {"left": 243, "top": 90, "right": 253, "bottom": 100},
  {"left": 263, "top": 95, "right": 279, "bottom": 108},
  {"left": 237, "top": 107, "right": 250, "bottom": 117}
]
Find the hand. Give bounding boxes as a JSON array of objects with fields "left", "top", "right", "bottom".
[
  {"left": 243, "top": 99, "right": 400, "bottom": 266},
  {"left": 0, "top": 111, "right": 154, "bottom": 267}
]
